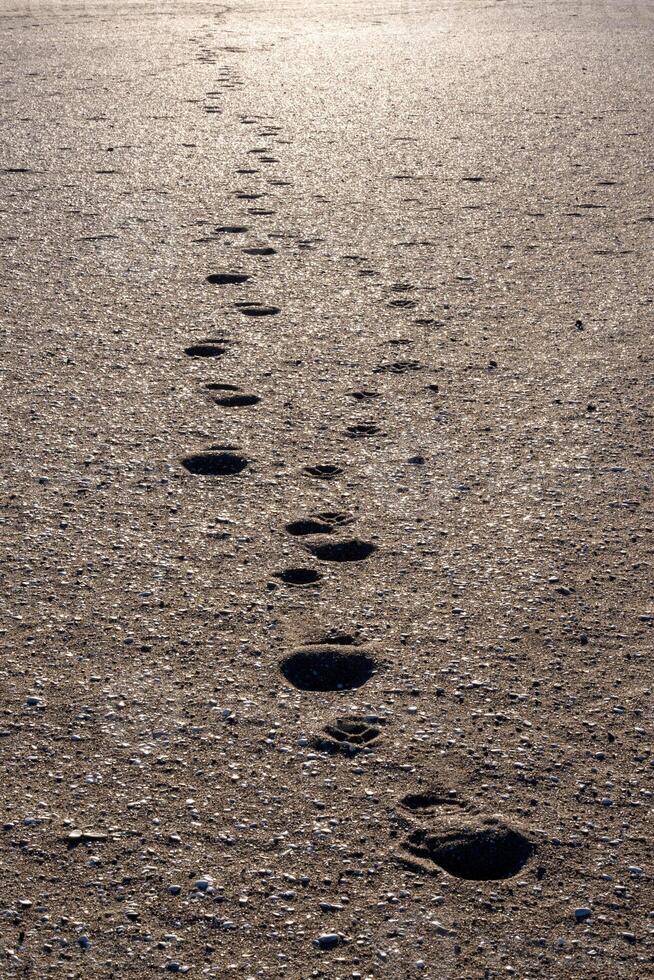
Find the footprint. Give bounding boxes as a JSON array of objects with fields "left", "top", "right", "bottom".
[
  {"left": 303, "top": 464, "right": 342, "bottom": 480},
  {"left": 280, "top": 645, "right": 376, "bottom": 691},
  {"left": 206, "top": 273, "right": 250, "bottom": 285},
  {"left": 388, "top": 299, "right": 417, "bottom": 309},
  {"left": 239, "top": 305, "right": 280, "bottom": 317},
  {"left": 348, "top": 390, "right": 380, "bottom": 402},
  {"left": 214, "top": 225, "right": 248, "bottom": 234},
  {"left": 213, "top": 393, "right": 261, "bottom": 407},
  {"left": 305, "top": 539, "right": 376, "bottom": 563},
  {"left": 373, "top": 359, "right": 423, "bottom": 374},
  {"left": 243, "top": 246, "right": 276, "bottom": 256},
  {"left": 396, "top": 821, "right": 535, "bottom": 880},
  {"left": 312, "top": 715, "right": 384, "bottom": 755},
  {"left": 181, "top": 452, "right": 248, "bottom": 476},
  {"left": 398, "top": 792, "right": 465, "bottom": 815},
  {"left": 303, "top": 629, "right": 359, "bottom": 646},
  {"left": 274, "top": 568, "right": 322, "bottom": 586},
  {"left": 346, "top": 423, "right": 381, "bottom": 438},
  {"left": 285, "top": 512, "right": 351, "bottom": 536},
  {"left": 185, "top": 340, "right": 227, "bottom": 358},
  {"left": 205, "top": 383, "right": 239, "bottom": 392}
]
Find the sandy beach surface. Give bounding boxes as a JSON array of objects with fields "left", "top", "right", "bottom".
[{"left": 1, "top": 0, "right": 652, "bottom": 976}]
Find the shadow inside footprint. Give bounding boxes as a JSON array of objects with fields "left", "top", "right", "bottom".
[
  {"left": 185, "top": 341, "right": 226, "bottom": 358},
  {"left": 285, "top": 513, "right": 350, "bottom": 536},
  {"left": 399, "top": 792, "right": 464, "bottom": 813},
  {"left": 306, "top": 538, "right": 376, "bottom": 562},
  {"left": 274, "top": 568, "right": 322, "bottom": 586},
  {"left": 398, "top": 823, "right": 534, "bottom": 880},
  {"left": 213, "top": 393, "right": 261, "bottom": 407},
  {"left": 239, "top": 305, "right": 280, "bottom": 317},
  {"left": 286, "top": 518, "right": 335, "bottom": 536},
  {"left": 280, "top": 646, "right": 375, "bottom": 691},
  {"left": 181, "top": 452, "right": 248, "bottom": 476},
  {"left": 206, "top": 273, "right": 250, "bottom": 285}
]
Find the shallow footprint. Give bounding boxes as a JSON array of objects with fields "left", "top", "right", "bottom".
[
  {"left": 373, "top": 359, "right": 423, "bottom": 374},
  {"left": 312, "top": 715, "right": 384, "bottom": 755},
  {"left": 285, "top": 512, "right": 351, "bottom": 536},
  {"left": 303, "top": 464, "right": 343, "bottom": 480},
  {"left": 346, "top": 423, "right": 381, "bottom": 438}
]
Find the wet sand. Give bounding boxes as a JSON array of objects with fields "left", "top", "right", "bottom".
[{"left": 1, "top": 0, "right": 653, "bottom": 976}]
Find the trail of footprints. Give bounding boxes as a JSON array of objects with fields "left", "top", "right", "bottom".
[{"left": 174, "top": 45, "right": 537, "bottom": 885}]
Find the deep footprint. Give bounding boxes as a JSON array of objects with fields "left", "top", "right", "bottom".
[
  {"left": 206, "top": 273, "right": 250, "bottom": 285},
  {"left": 239, "top": 305, "right": 280, "bottom": 317},
  {"left": 274, "top": 568, "right": 322, "bottom": 586},
  {"left": 185, "top": 340, "right": 226, "bottom": 358},
  {"left": 181, "top": 452, "right": 248, "bottom": 476},
  {"left": 306, "top": 538, "right": 376, "bottom": 562},
  {"left": 398, "top": 823, "right": 534, "bottom": 879},
  {"left": 280, "top": 646, "right": 375, "bottom": 691},
  {"left": 213, "top": 394, "right": 261, "bottom": 407},
  {"left": 399, "top": 792, "right": 465, "bottom": 813}
]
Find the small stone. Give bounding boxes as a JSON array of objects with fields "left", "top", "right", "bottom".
[
  {"left": 168, "top": 885, "right": 182, "bottom": 896},
  {"left": 78, "top": 936, "right": 90, "bottom": 950},
  {"left": 316, "top": 933, "right": 340, "bottom": 950},
  {"left": 574, "top": 908, "right": 592, "bottom": 922},
  {"left": 429, "top": 920, "right": 454, "bottom": 936}
]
